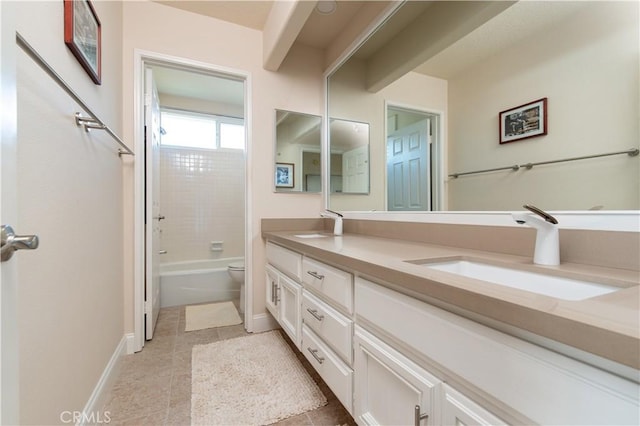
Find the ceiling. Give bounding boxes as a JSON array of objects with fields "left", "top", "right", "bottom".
[{"left": 155, "top": 0, "right": 375, "bottom": 51}]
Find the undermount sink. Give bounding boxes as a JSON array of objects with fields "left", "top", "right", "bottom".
[
  {"left": 294, "top": 233, "right": 328, "bottom": 239},
  {"left": 409, "top": 259, "right": 619, "bottom": 301}
]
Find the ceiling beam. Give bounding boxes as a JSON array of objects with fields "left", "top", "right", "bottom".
[
  {"left": 365, "top": 1, "right": 517, "bottom": 92},
  {"left": 263, "top": 0, "right": 317, "bottom": 71}
]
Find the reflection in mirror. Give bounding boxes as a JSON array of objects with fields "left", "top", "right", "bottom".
[
  {"left": 274, "top": 110, "right": 322, "bottom": 192},
  {"left": 330, "top": 118, "right": 370, "bottom": 194},
  {"left": 328, "top": 1, "right": 639, "bottom": 212}
]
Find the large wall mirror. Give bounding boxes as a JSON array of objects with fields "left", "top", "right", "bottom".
[
  {"left": 327, "top": 1, "right": 639, "bottom": 212},
  {"left": 275, "top": 110, "right": 322, "bottom": 192}
]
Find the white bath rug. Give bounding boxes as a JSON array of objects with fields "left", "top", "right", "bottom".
[
  {"left": 191, "top": 331, "right": 327, "bottom": 425},
  {"left": 185, "top": 301, "right": 242, "bottom": 332}
]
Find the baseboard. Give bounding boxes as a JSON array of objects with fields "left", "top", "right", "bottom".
[
  {"left": 250, "top": 312, "right": 280, "bottom": 333},
  {"left": 78, "top": 334, "right": 129, "bottom": 425}
]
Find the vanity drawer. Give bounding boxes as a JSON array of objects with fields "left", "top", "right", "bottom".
[
  {"left": 302, "top": 324, "right": 353, "bottom": 414},
  {"left": 302, "top": 291, "right": 353, "bottom": 364},
  {"left": 302, "top": 257, "right": 353, "bottom": 313},
  {"left": 266, "top": 242, "right": 302, "bottom": 281}
]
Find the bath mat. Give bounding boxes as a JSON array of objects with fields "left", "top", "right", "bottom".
[
  {"left": 191, "top": 331, "right": 327, "bottom": 425},
  {"left": 185, "top": 301, "right": 242, "bottom": 331}
]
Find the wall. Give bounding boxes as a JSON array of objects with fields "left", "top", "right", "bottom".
[
  {"left": 121, "top": 1, "right": 325, "bottom": 334},
  {"left": 12, "top": 1, "right": 124, "bottom": 423},
  {"left": 160, "top": 146, "right": 245, "bottom": 263},
  {"left": 447, "top": 1, "right": 639, "bottom": 210},
  {"left": 329, "top": 58, "right": 448, "bottom": 211}
]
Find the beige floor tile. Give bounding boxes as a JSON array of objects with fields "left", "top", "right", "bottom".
[
  {"left": 104, "top": 304, "right": 354, "bottom": 426},
  {"left": 217, "top": 323, "right": 248, "bottom": 340}
]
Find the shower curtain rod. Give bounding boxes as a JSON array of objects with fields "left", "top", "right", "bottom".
[
  {"left": 16, "top": 33, "right": 134, "bottom": 157},
  {"left": 449, "top": 148, "right": 639, "bottom": 179}
]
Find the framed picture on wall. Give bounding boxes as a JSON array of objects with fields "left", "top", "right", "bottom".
[
  {"left": 499, "top": 98, "right": 547, "bottom": 144},
  {"left": 64, "top": 0, "right": 102, "bottom": 85},
  {"left": 275, "top": 163, "right": 295, "bottom": 188}
]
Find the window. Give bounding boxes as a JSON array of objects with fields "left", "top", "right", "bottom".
[{"left": 160, "top": 109, "right": 244, "bottom": 150}]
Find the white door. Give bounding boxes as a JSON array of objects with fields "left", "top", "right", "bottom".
[
  {"left": 354, "top": 326, "right": 441, "bottom": 426},
  {"left": 145, "top": 68, "right": 161, "bottom": 340},
  {"left": 387, "top": 119, "right": 430, "bottom": 211},
  {"left": 442, "top": 384, "right": 507, "bottom": 426},
  {"left": 342, "top": 145, "right": 369, "bottom": 193},
  {"left": 278, "top": 274, "right": 302, "bottom": 350},
  {"left": 265, "top": 264, "right": 279, "bottom": 319},
  {"left": 0, "top": 4, "right": 20, "bottom": 422}
]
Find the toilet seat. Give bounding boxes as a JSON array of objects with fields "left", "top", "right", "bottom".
[{"left": 228, "top": 261, "right": 244, "bottom": 271}]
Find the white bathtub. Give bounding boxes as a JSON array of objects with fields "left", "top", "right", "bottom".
[{"left": 159, "top": 257, "right": 242, "bottom": 308}]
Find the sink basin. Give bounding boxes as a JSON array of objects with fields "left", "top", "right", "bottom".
[
  {"left": 411, "top": 259, "right": 619, "bottom": 301},
  {"left": 294, "top": 233, "right": 328, "bottom": 239}
]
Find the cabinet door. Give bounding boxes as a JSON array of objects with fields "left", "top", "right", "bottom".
[
  {"left": 265, "top": 264, "right": 279, "bottom": 319},
  {"left": 279, "top": 274, "right": 302, "bottom": 350},
  {"left": 442, "top": 384, "right": 507, "bottom": 426},
  {"left": 354, "top": 326, "right": 441, "bottom": 426}
]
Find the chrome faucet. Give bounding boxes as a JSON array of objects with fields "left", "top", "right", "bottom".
[
  {"left": 512, "top": 204, "right": 559, "bottom": 265},
  {"left": 320, "top": 209, "right": 343, "bottom": 236}
]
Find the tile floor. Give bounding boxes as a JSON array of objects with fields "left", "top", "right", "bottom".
[{"left": 103, "top": 304, "right": 356, "bottom": 426}]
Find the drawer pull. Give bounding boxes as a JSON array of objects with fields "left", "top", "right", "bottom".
[
  {"left": 306, "top": 308, "right": 325, "bottom": 322},
  {"left": 307, "top": 271, "right": 325, "bottom": 280},
  {"left": 307, "top": 347, "right": 325, "bottom": 364},
  {"left": 414, "top": 405, "right": 428, "bottom": 426}
]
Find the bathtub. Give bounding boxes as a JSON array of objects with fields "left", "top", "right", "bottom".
[{"left": 159, "top": 257, "right": 242, "bottom": 308}]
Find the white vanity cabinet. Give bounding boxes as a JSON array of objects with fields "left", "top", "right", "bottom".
[
  {"left": 302, "top": 256, "right": 353, "bottom": 314},
  {"left": 302, "top": 324, "right": 354, "bottom": 413},
  {"left": 354, "top": 326, "right": 440, "bottom": 426},
  {"left": 302, "top": 290, "right": 353, "bottom": 363},
  {"left": 442, "top": 385, "right": 507, "bottom": 426},
  {"left": 355, "top": 276, "right": 640, "bottom": 425},
  {"left": 265, "top": 242, "right": 303, "bottom": 349}
]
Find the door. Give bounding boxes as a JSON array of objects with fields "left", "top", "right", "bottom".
[
  {"left": 342, "top": 145, "right": 369, "bottom": 193},
  {"left": 0, "top": 4, "right": 20, "bottom": 421},
  {"left": 354, "top": 326, "right": 440, "bottom": 425},
  {"left": 145, "top": 68, "right": 161, "bottom": 340},
  {"left": 387, "top": 119, "right": 430, "bottom": 211},
  {"left": 278, "top": 274, "right": 302, "bottom": 350},
  {"left": 265, "top": 264, "right": 279, "bottom": 319}
]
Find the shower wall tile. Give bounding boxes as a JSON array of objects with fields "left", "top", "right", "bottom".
[{"left": 160, "top": 147, "right": 245, "bottom": 263}]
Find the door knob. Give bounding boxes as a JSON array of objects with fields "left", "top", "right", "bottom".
[
  {"left": 154, "top": 215, "right": 165, "bottom": 221},
  {"left": 1, "top": 225, "right": 39, "bottom": 262},
  {"left": 159, "top": 250, "right": 167, "bottom": 255}
]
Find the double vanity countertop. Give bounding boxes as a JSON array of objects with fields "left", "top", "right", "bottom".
[{"left": 263, "top": 230, "right": 640, "bottom": 371}]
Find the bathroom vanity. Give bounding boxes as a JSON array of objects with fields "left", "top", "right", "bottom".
[{"left": 262, "top": 220, "right": 639, "bottom": 425}]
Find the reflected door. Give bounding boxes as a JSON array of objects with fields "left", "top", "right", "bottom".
[{"left": 387, "top": 119, "right": 430, "bottom": 210}]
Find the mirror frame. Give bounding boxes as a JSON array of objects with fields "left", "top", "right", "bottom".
[{"left": 323, "top": 2, "right": 639, "bottom": 232}]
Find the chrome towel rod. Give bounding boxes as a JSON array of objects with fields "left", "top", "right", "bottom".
[
  {"left": 16, "top": 33, "right": 134, "bottom": 157},
  {"left": 449, "top": 148, "right": 638, "bottom": 179}
]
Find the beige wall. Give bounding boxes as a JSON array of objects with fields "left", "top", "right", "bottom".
[
  {"left": 122, "top": 1, "right": 325, "bottom": 334},
  {"left": 447, "top": 1, "right": 639, "bottom": 210},
  {"left": 13, "top": 1, "right": 124, "bottom": 423},
  {"left": 329, "top": 58, "right": 448, "bottom": 211}
]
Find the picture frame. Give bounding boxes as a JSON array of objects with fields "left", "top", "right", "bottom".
[
  {"left": 499, "top": 98, "right": 547, "bottom": 144},
  {"left": 64, "top": 0, "right": 101, "bottom": 85},
  {"left": 275, "top": 163, "right": 295, "bottom": 188}
]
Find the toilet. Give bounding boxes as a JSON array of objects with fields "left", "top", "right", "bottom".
[{"left": 227, "top": 260, "right": 245, "bottom": 313}]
